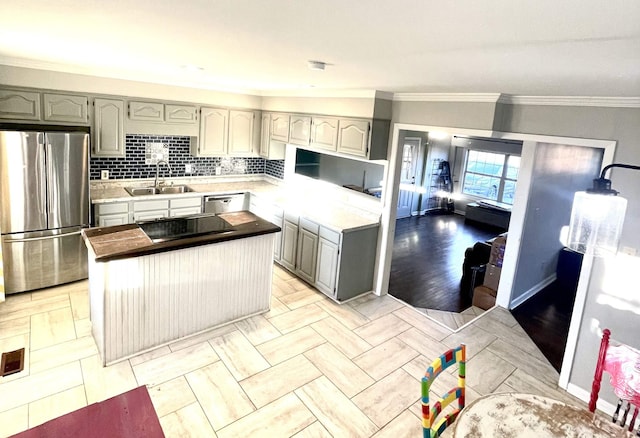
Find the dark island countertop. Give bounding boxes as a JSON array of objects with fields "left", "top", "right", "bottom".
[{"left": 82, "top": 211, "right": 281, "bottom": 263}]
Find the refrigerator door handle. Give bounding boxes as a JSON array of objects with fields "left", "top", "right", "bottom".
[{"left": 4, "top": 230, "right": 82, "bottom": 243}]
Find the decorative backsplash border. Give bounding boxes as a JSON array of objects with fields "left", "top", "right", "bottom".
[{"left": 89, "top": 134, "right": 285, "bottom": 180}]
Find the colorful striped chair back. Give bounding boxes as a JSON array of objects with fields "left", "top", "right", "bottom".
[{"left": 422, "top": 344, "right": 466, "bottom": 438}]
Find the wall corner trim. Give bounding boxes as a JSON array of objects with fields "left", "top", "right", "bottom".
[
  {"left": 392, "top": 93, "right": 502, "bottom": 103},
  {"left": 498, "top": 95, "right": 640, "bottom": 108}
]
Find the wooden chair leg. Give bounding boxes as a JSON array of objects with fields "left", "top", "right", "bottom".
[
  {"left": 629, "top": 407, "right": 638, "bottom": 432},
  {"left": 621, "top": 402, "right": 631, "bottom": 427},
  {"left": 613, "top": 399, "right": 623, "bottom": 423}
]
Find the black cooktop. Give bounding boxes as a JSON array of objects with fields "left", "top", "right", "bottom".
[{"left": 138, "top": 214, "right": 234, "bottom": 243}]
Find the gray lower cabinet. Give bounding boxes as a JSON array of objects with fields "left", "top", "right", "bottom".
[
  {"left": 316, "top": 225, "right": 379, "bottom": 301},
  {"left": 315, "top": 228, "right": 340, "bottom": 296},
  {"left": 93, "top": 98, "right": 125, "bottom": 157},
  {"left": 280, "top": 217, "right": 299, "bottom": 272},
  {"left": 249, "top": 195, "right": 283, "bottom": 261},
  {"left": 169, "top": 197, "right": 203, "bottom": 217},
  {"left": 296, "top": 218, "right": 319, "bottom": 283},
  {"left": 94, "top": 197, "right": 203, "bottom": 226},
  {"left": 94, "top": 203, "right": 129, "bottom": 227}
]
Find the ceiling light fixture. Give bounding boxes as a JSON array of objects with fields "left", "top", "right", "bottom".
[
  {"left": 567, "top": 163, "right": 640, "bottom": 256},
  {"left": 181, "top": 64, "right": 204, "bottom": 72},
  {"left": 307, "top": 60, "right": 327, "bottom": 71}
]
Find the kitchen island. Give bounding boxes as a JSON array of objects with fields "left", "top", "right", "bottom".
[{"left": 82, "top": 211, "right": 280, "bottom": 366}]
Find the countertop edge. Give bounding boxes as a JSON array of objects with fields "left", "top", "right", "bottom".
[{"left": 83, "top": 213, "right": 281, "bottom": 263}]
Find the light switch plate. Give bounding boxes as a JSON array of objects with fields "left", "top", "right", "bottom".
[
  {"left": 101, "top": 170, "right": 109, "bottom": 180},
  {"left": 185, "top": 164, "right": 192, "bottom": 173}
]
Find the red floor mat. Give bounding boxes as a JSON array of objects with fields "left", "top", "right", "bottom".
[{"left": 11, "top": 386, "right": 164, "bottom": 438}]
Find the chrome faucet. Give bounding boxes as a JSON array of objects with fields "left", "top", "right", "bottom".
[{"left": 154, "top": 160, "right": 172, "bottom": 188}]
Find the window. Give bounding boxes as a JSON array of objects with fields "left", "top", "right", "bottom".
[{"left": 462, "top": 150, "right": 520, "bottom": 204}]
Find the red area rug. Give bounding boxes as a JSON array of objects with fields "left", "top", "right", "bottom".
[{"left": 11, "top": 386, "right": 164, "bottom": 438}]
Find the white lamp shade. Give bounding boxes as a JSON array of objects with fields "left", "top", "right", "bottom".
[{"left": 567, "top": 191, "right": 627, "bottom": 256}]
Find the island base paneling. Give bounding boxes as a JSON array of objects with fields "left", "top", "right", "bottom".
[{"left": 89, "top": 233, "right": 274, "bottom": 365}]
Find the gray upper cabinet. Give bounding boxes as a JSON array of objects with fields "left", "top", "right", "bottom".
[
  {"left": 93, "top": 98, "right": 125, "bottom": 157},
  {"left": 166, "top": 105, "right": 197, "bottom": 124},
  {"left": 196, "top": 107, "right": 228, "bottom": 156},
  {"left": 289, "top": 115, "right": 311, "bottom": 146},
  {"left": 310, "top": 117, "right": 339, "bottom": 151},
  {"left": 129, "top": 101, "right": 164, "bottom": 122},
  {"left": 259, "top": 113, "right": 285, "bottom": 160},
  {"left": 0, "top": 90, "right": 41, "bottom": 120},
  {"left": 337, "top": 119, "right": 370, "bottom": 158},
  {"left": 270, "top": 113, "right": 290, "bottom": 143},
  {"left": 228, "top": 110, "right": 256, "bottom": 156},
  {"left": 43, "top": 94, "right": 89, "bottom": 123}
]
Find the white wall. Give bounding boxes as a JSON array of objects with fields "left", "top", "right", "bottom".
[{"left": 0, "top": 65, "right": 262, "bottom": 109}]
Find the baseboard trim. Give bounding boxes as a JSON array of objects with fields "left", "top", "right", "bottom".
[
  {"left": 509, "top": 274, "right": 556, "bottom": 309},
  {"left": 567, "top": 383, "right": 617, "bottom": 416}
]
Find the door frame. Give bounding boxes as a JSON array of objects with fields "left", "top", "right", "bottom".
[
  {"left": 396, "top": 137, "right": 422, "bottom": 218},
  {"left": 374, "top": 122, "right": 616, "bottom": 391}
]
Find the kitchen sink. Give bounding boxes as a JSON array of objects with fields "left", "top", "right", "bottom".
[
  {"left": 158, "top": 185, "right": 194, "bottom": 194},
  {"left": 125, "top": 185, "right": 195, "bottom": 196},
  {"left": 125, "top": 186, "right": 158, "bottom": 196}
]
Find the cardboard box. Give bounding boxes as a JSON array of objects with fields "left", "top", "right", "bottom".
[
  {"left": 472, "top": 285, "right": 497, "bottom": 310},
  {"left": 483, "top": 263, "right": 502, "bottom": 291},
  {"left": 489, "top": 234, "right": 507, "bottom": 267}
]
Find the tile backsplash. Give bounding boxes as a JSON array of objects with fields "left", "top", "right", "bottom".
[{"left": 90, "top": 134, "right": 285, "bottom": 180}]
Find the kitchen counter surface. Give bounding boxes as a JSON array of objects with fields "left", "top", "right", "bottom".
[
  {"left": 90, "top": 177, "right": 381, "bottom": 233},
  {"left": 82, "top": 211, "right": 281, "bottom": 263}
]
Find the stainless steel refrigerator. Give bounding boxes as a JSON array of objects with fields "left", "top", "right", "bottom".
[{"left": 0, "top": 130, "right": 90, "bottom": 294}]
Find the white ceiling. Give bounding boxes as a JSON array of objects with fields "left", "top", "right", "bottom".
[{"left": 1, "top": 0, "right": 639, "bottom": 97}]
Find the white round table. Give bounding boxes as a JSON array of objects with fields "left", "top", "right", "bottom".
[{"left": 452, "top": 392, "right": 631, "bottom": 438}]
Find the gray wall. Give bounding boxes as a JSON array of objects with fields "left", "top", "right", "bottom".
[
  {"left": 511, "top": 143, "right": 603, "bottom": 302},
  {"left": 317, "top": 154, "right": 385, "bottom": 193},
  {"left": 392, "top": 101, "right": 498, "bottom": 130},
  {"left": 495, "top": 103, "right": 640, "bottom": 404}
]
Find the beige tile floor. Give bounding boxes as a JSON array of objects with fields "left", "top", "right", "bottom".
[{"left": 0, "top": 265, "right": 586, "bottom": 438}]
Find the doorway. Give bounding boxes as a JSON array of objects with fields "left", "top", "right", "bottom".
[
  {"left": 396, "top": 137, "right": 420, "bottom": 218},
  {"left": 375, "top": 122, "right": 616, "bottom": 385}
]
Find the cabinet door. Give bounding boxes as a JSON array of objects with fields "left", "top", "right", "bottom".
[
  {"left": 133, "top": 210, "right": 169, "bottom": 222},
  {"left": 316, "top": 237, "right": 339, "bottom": 297},
  {"left": 289, "top": 115, "right": 311, "bottom": 146},
  {"left": 0, "top": 90, "right": 41, "bottom": 120},
  {"left": 280, "top": 220, "right": 299, "bottom": 271},
  {"left": 310, "top": 117, "right": 338, "bottom": 151},
  {"left": 259, "top": 113, "right": 271, "bottom": 158},
  {"left": 296, "top": 228, "right": 318, "bottom": 283},
  {"left": 166, "top": 105, "right": 197, "bottom": 124},
  {"left": 170, "top": 206, "right": 202, "bottom": 217},
  {"left": 97, "top": 213, "right": 129, "bottom": 227},
  {"left": 198, "top": 107, "right": 228, "bottom": 156},
  {"left": 228, "top": 110, "right": 255, "bottom": 156},
  {"left": 337, "top": 119, "right": 370, "bottom": 157},
  {"left": 129, "top": 101, "right": 164, "bottom": 122},
  {"left": 93, "top": 98, "right": 125, "bottom": 157},
  {"left": 270, "top": 113, "right": 290, "bottom": 143},
  {"left": 43, "top": 94, "right": 88, "bottom": 123}
]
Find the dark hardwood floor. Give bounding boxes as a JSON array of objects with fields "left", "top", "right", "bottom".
[
  {"left": 388, "top": 213, "right": 497, "bottom": 312},
  {"left": 388, "top": 211, "right": 575, "bottom": 372},
  {"left": 512, "top": 280, "right": 576, "bottom": 372}
]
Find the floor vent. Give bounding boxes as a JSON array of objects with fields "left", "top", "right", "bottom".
[{"left": 1, "top": 348, "right": 25, "bottom": 377}]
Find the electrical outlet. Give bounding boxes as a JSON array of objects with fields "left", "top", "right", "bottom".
[
  {"left": 215, "top": 166, "right": 222, "bottom": 176},
  {"left": 100, "top": 170, "right": 109, "bottom": 180},
  {"left": 185, "top": 164, "right": 192, "bottom": 173},
  {"left": 621, "top": 246, "right": 638, "bottom": 256}
]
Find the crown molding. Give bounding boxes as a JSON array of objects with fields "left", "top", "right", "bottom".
[
  {"left": 392, "top": 93, "right": 502, "bottom": 103},
  {"left": 497, "top": 95, "right": 640, "bottom": 108}
]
